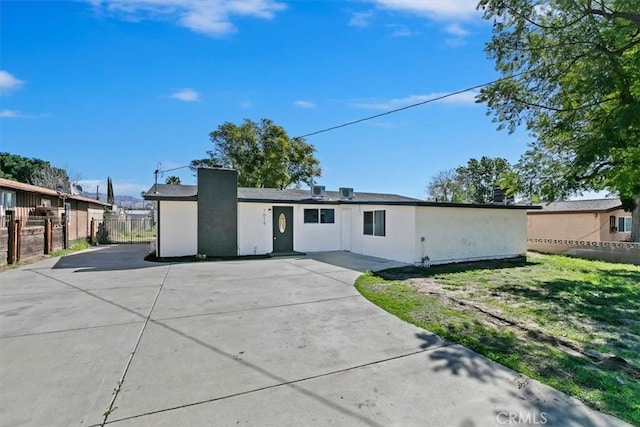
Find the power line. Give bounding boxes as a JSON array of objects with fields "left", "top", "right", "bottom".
[
  {"left": 157, "top": 165, "right": 191, "bottom": 174},
  {"left": 153, "top": 73, "right": 522, "bottom": 176},
  {"left": 296, "top": 74, "right": 520, "bottom": 139}
]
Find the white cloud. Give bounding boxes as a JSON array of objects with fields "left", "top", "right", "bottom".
[
  {"left": 445, "top": 22, "right": 469, "bottom": 37},
  {"left": 352, "top": 91, "right": 479, "bottom": 110},
  {"left": 89, "top": 0, "right": 287, "bottom": 36},
  {"left": 0, "top": 71, "right": 24, "bottom": 95},
  {"left": 0, "top": 109, "right": 34, "bottom": 119},
  {"left": 349, "top": 11, "right": 373, "bottom": 28},
  {"left": 170, "top": 88, "right": 200, "bottom": 101},
  {"left": 386, "top": 24, "right": 414, "bottom": 37},
  {"left": 370, "top": 0, "right": 480, "bottom": 20},
  {"left": 239, "top": 100, "right": 252, "bottom": 108},
  {"left": 444, "top": 22, "right": 470, "bottom": 46},
  {"left": 293, "top": 100, "right": 316, "bottom": 109}
]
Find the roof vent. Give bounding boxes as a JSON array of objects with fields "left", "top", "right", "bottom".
[
  {"left": 311, "top": 185, "right": 326, "bottom": 198},
  {"left": 339, "top": 187, "right": 354, "bottom": 200}
]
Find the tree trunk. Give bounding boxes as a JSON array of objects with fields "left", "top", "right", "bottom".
[{"left": 631, "top": 195, "right": 640, "bottom": 243}]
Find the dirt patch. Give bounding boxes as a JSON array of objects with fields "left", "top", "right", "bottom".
[{"left": 405, "top": 276, "right": 640, "bottom": 380}]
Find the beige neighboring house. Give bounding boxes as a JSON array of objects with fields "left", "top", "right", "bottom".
[
  {"left": 0, "top": 178, "right": 111, "bottom": 242},
  {"left": 527, "top": 199, "right": 632, "bottom": 242}
]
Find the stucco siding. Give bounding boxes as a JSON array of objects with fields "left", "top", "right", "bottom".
[
  {"left": 238, "top": 203, "right": 274, "bottom": 255},
  {"left": 416, "top": 207, "right": 526, "bottom": 264},
  {"left": 237, "top": 203, "right": 344, "bottom": 255},
  {"left": 351, "top": 205, "right": 416, "bottom": 264},
  {"left": 159, "top": 201, "right": 197, "bottom": 257},
  {"left": 528, "top": 212, "right": 600, "bottom": 241},
  {"left": 293, "top": 204, "right": 342, "bottom": 252}
]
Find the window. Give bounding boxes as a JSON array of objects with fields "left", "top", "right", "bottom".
[
  {"left": 304, "top": 208, "right": 335, "bottom": 224},
  {"left": 304, "top": 209, "right": 319, "bottom": 223},
  {"left": 363, "top": 210, "right": 385, "bottom": 236},
  {"left": 618, "top": 216, "right": 632, "bottom": 233},
  {"left": 1, "top": 190, "right": 15, "bottom": 210},
  {"left": 320, "top": 209, "right": 334, "bottom": 224}
]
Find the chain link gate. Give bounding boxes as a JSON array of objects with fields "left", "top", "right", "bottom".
[{"left": 93, "top": 217, "right": 156, "bottom": 244}]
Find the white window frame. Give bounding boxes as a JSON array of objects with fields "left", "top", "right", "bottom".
[
  {"left": 1, "top": 190, "right": 16, "bottom": 210},
  {"left": 618, "top": 216, "right": 632, "bottom": 233},
  {"left": 363, "top": 210, "right": 386, "bottom": 237},
  {"left": 303, "top": 208, "right": 335, "bottom": 224}
]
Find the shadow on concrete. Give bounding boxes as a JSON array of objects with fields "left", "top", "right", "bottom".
[
  {"left": 53, "top": 244, "right": 156, "bottom": 272},
  {"left": 38, "top": 264, "right": 388, "bottom": 427},
  {"left": 493, "top": 384, "right": 624, "bottom": 427},
  {"left": 415, "top": 333, "right": 627, "bottom": 427},
  {"left": 303, "top": 251, "right": 409, "bottom": 273},
  {"left": 416, "top": 332, "right": 498, "bottom": 384}
]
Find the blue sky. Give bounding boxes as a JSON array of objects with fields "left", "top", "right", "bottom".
[{"left": 1, "top": 0, "right": 533, "bottom": 199}]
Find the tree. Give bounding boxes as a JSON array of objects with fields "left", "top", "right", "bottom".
[
  {"left": 426, "top": 169, "right": 464, "bottom": 202},
  {"left": 427, "top": 157, "right": 512, "bottom": 203},
  {"left": 107, "top": 177, "right": 115, "bottom": 205},
  {"left": 190, "top": 118, "right": 321, "bottom": 189},
  {"left": 0, "top": 152, "right": 71, "bottom": 191},
  {"left": 165, "top": 176, "right": 182, "bottom": 185},
  {"left": 456, "top": 157, "right": 512, "bottom": 204},
  {"left": 478, "top": 0, "right": 640, "bottom": 241}
]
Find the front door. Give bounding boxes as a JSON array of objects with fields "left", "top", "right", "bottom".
[{"left": 272, "top": 206, "right": 293, "bottom": 253}]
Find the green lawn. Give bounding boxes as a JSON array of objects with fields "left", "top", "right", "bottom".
[
  {"left": 355, "top": 253, "right": 640, "bottom": 425},
  {"left": 51, "top": 240, "right": 90, "bottom": 257}
]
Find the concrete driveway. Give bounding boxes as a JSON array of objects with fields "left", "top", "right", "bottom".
[{"left": 0, "top": 245, "right": 628, "bottom": 427}]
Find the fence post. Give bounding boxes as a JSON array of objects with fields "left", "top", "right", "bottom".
[
  {"left": 15, "top": 219, "right": 22, "bottom": 263},
  {"left": 44, "top": 218, "right": 52, "bottom": 255},
  {"left": 7, "top": 212, "right": 15, "bottom": 265},
  {"left": 63, "top": 221, "right": 68, "bottom": 249}
]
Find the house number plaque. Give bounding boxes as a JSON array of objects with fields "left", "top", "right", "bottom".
[{"left": 278, "top": 213, "right": 286, "bottom": 233}]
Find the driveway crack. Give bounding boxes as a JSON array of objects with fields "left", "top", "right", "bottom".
[{"left": 100, "top": 263, "right": 172, "bottom": 426}]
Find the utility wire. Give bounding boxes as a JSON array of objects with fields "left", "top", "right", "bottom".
[
  {"left": 296, "top": 73, "right": 522, "bottom": 139},
  {"left": 153, "top": 73, "right": 523, "bottom": 174}
]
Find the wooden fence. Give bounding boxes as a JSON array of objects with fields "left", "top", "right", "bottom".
[
  {"left": 527, "top": 237, "right": 640, "bottom": 265},
  {"left": 1, "top": 214, "right": 67, "bottom": 267}
]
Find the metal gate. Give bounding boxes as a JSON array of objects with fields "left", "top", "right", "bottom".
[{"left": 94, "top": 218, "right": 156, "bottom": 244}]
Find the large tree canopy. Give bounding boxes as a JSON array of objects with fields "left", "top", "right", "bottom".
[
  {"left": 427, "top": 157, "right": 512, "bottom": 203},
  {"left": 0, "top": 152, "right": 71, "bottom": 191},
  {"left": 191, "top": 118, "right": 321, "bottom": 189},
  {"left": 478, "top": 0, "right": 640, "bottom": 240}
]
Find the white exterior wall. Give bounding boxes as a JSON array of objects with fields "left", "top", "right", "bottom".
[
  {"left": 415, "top": 207, "right": 527, "bottom": 264},
  {"left": 293, "top": 204, "right": 342, "bottom": 252},
  {"left": 237, "top": 203, "right": 274, "bottom": 255},
  {"left": 237, "top": 202, "right": 343, "bottom": 255},
  {"left": 351, "top": 205, "right": 417, "bottom": 264},
  {"left": 159, "top": 200, "right": 197, "bottom": 257}
]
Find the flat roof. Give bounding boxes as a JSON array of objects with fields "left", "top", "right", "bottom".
[{"left": 143, "top": 184, "right": 536, "bottom": 210}]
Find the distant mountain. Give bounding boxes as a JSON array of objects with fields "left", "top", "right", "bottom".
[{"left": 81, "top": 192, "right": 150, "bottom": 208}]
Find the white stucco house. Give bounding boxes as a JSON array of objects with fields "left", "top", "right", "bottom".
[{"left": 143, "top": 168, "right": 533, "bottom": 265}]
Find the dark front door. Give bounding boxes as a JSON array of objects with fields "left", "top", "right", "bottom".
[{"left": 272, "top": 206, "right": 293, "bottom": 253}]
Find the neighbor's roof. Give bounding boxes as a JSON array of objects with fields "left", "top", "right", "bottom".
[
  {"left": 528, "top": 199, "right": 623, "bottom": 214},
  {"left": 0, "top": 178, "right": 112, "bottom": 207},
  {"left": 143, "top": 184, "right": 535, "bottom": 209}
]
